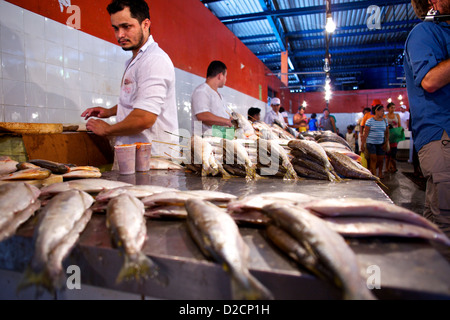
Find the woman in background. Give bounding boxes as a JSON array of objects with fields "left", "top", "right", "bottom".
[
  {"left": 361, "top": 104, "right": 390, "bottom": 179},
  {"left": 385, "top": 102, "right": 402, "bottom": 173}
]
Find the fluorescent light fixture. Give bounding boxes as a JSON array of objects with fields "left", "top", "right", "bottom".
[{"left": 288, "top": 58, "right": 295, "bottom": 70}]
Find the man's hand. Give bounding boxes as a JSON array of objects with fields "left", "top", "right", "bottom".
[
  {"left": 81, "top": 107, "right": 113, "bottom": 120},
  {"left": 86, "top": 119, "right": 111, "bottom": 136}
]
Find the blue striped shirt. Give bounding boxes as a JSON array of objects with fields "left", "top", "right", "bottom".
[{"left": 366, "top": 117, "right": 387, "bottom": 144}]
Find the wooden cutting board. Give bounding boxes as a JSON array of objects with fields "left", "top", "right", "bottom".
[{"left": 0, "top": 122, "right": 63, "bottom": 134}]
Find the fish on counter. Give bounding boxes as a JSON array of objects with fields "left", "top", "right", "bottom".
[
  {"left": 261, "top": 203, "right": 377, "bottom": 300},
  {"left": 303, "top": 198, "right": 442, "bottom": 233},
  {"left": 257, "top": 138, "right": 299, "bottom": 180},
  {"left": 0, "top": 156, "right": 19, "bottom": 175},
  {"left": 0, "top": 182, "right": 41, "bottom": 242},
  {"left": 149, "top": 157, "right": 184, "bottom": 170},
  {"left": 18, "top": 189, "right": 94, "bottom": 294},
  {"left": 0, "top": 168, "right": 51, "bottom": 181},
  {"left": 62, "top": 170, "right": 102, "bottom": 179},
  {"left": 28, "top": 159, "right": 72, "bottom": 174},
  {"left": 95, "top": 185, "right": 179, "bottom": 203},
  {"left": 326, "top": 150, "right": 380, "bottom": 183},
  {"left": 322, "top": 217, "right": 450, "bottom": 246},
  {"left": 16, "top": 162, "right": 40, "bottom": 170},
  {"left": 40, "top": 178, "right": 132, "bottom": 197},
  {"left": 185, "top": 198, "right": 274, "bottom": 300},
  {"left": 221, "top": 139, "right": 258, "bottom": 180},
  {"left": 106, "top": 193, "right": 168, "bottom": 285},
  {"left": 141, "top": 189, "right": 237, "bottom": 208}
]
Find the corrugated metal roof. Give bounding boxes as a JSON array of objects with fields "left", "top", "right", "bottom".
[{"left": 201, "top": 0, "right": 418, "bottom": 91}]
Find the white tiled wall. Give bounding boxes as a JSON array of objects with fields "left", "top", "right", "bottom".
[{"left": 0, "top": 1, "right": 266, "bottom": 132}]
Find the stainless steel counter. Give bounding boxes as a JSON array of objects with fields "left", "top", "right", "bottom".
[{"left": 1, "top": 170, "right": 450, "bottom": 300}]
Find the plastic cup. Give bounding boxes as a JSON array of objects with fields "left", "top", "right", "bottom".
[
  {"left": 114, "top": 144, "right": 136, "bottom": 175},
  {"left": 135, "top": 142, "right": 152, "bottom": 172}
]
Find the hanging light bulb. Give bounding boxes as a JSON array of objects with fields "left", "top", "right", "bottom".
[
  {"left": 326, "top": 16, "right": 336, "bottom": 33},
  {"left": 302, "top": 100, "right": 307, "bottom": 108},
  {"left": 323, "top": 58, "right": 330, "bottom": 73}
]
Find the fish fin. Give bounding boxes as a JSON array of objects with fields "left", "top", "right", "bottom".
[
  {"left": 230, "top": 271, "right": 274, "bottom": 300},
  {"left": 117, "top": 252, "right": 169, "bottom": 287},
  {"left": 17, "top": 265, "right": 58, "bottom": 295}
]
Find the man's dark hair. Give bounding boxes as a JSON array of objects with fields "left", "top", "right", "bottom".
[
  {"left": 363, "top": 107, "right": 371, "bottom": 113},
  {"left": 311, "top": 113, "right": 317, "bottom": 119},
  {"left": 207, "top": 61, "right": 227, "bottom": 78},
  {"left": 298, "top": 106, "right": 305, "bottom": 111},
  {"left": 248, "top": 107, "right": 261, "bottom": 120},
  {"left": 107, "top": 0, "right": 150, "bottom": 24},
  {"left": 411, "top": 0, "right": 431, "bottom": 18}
]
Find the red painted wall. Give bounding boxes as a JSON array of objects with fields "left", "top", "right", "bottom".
[
  {"left": 8, "top": 0, "right": 298, "bottom": 109},
  {"left": 298, "top": 88, "right": 409, "bottom": 114},
  {"left": 7, "top": 0, "right": 405, "bottom": 115}
]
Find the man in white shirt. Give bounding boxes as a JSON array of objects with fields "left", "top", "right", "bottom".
[
  {"left": 81, "top": 0, "right": 179, "bottom": 157},
  {"left": 398, "top": 105, "right": 410, "bottom": 130},
  {"left": 264, "top": 97, "right": 286, "bottom": 128},
  {"left": 191, "top": 61, "right": 233, "bottom": 135}
]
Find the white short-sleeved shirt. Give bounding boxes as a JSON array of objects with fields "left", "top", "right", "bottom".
[
  {"left": 191, "top": 82, "right": 229, "bottom": 134},
  {"left": 398, "top": 111, "right": 410, "bottom": 130},
  {"left": 264, "top": 109, "right": 286, "bottom": 128},
  {"left": 116, "top": 35, "right": 179, "bottom": 157}
]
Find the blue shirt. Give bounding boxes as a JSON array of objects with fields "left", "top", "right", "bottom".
[
  {"left": 403, "top": 21, "right": 450, "bottom": 152},
  {"left": 366, "top": 117, "right": 388, "bottom": 144},
  {"left": 308, "top": 118, "right": 317, "bottom": 131}
]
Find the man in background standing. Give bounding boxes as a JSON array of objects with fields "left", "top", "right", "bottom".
[
  {"left": 403, "top": 0, "right": 450, "bottom": 248},
  {"left": 191, "top": 60, "right": 233, "bottom": 136},
  {"left": 398, "top": 104, "right": 410, "bottom": 130},
  {"left": 264, "top": 97, "right": 287, "bottom": 128}
]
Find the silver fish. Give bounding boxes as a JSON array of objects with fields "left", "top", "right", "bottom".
[
  {"left": 106, "top": 193, "right": 168, "bottom": 285},
  {"left": 257, "top": 138, "right": 299, "bottom": 180},
  {"left": 262, "top": 203, "right": 377, "bottom": 300},
  {"left": 149, "top": 158, "right": 184, "bottom": 170},
  {"left": 227, "top": 192, "right": 317, "bottom": 213},
  {"left": 142, "top": 190, "right": 237, "bottom": 208},
  {"left": 62, "top": 170, "right": 102, "bottom": 179},
  {"left": 326, "top": 150, "right": 378, "bottom": 182},
  {"left": 95, "top": 185, "right": 178, "bottom": 202},
  {"left": 0, "top": 168, "right": 51, "bottom": 181},
  {"left": 303, "top": 198, "right": 442, "bottom": 233},
  {"left": 222, "top": 139, "right": 258, "bottom": 180},
  {"left": 19, "top": 190, "right": 94, "bottom": 293},
  {"left": 185, "top": 198, "right": 274, "bottom": 300},
  {"left": 40, "top": 178, "right": 132, "bottom": 197},
  {"left": 323, "top": 217, "right": 450, "bottom": 246},
  {"left": 0, "top": 156, "right": 19, "bottom": 175},
  {"left": 0, "top": 182, "right": 41, "bottom": 242}
]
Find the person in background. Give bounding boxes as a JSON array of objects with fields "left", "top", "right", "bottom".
[
  {"left": 308, "top": 113, "right": 318, "bottom": 131},
  {"left": 191, "top": 60, "right": 233, "bottom": 135},
  {"left": 318, "top": 108, "right": 337, "bottom": 133},
  {"left": 298, "top": 119, "right": 309, "bottom": 133},
  {"left": 360, "top": 101, "right": 383, "bottom": 167},
  {"left": 361, "top": 104, "right": 390, "bottom": 179},
  {"left": 336, "top": 127, "right": 345, "bottom": 139},
  {"left": 247, "top": 107, "right": 261, "bottom": 122},
  {"left": 292, "top": 106, "right": 308, "bottom": 130},
  {"left": 404, "top": 0, "right": 450, "bottom": 244},
  {"left": 385, "top": 102, "right": 402, "bottom": 173},
  {"left": 355, "top": 107, "right": 371, "bottom": 154},
  {"left": 398, "top": 104, "right": 410, "bottom": 130},
  {"left": 81, "top": 0, "right": 179, "bottom": 157},
  {"left": 279, "top": 107, "right": 289, "bottom": 125},
  {"left": 264, "top": 97, "right": 287, "bottom": 128},
  {"left": 346, "top": 124, "right": 357, "bottom": 152}
]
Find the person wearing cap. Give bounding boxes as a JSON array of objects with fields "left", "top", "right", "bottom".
[
  {"left": 398, "top": 104, "right": 410, "bottom": 130},
  {"left": 264, "top": 97, "right": 287, "bottom": 128},
  {"left": 404, "top": 0, "right": 450, "bottom": 246},
  {"left": 191, "top": 60, "right": 233, "bottom": 135}
]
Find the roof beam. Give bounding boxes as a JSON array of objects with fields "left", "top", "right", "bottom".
[{"left": 220, "top": 0, "right": 410, "bottom": 24}]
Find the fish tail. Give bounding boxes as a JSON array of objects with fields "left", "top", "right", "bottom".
[
  {"left": 231, "top": 271, "right": 274, "bottom": 300},
  {"left": 117, "top": 253, "right": 169, "bottom": 287},
  {"left": 245, "top": 165, "right": 257, "bottom": 180},
  {"left": 17, "top": 265, "right": 57, "bottom": 295}
]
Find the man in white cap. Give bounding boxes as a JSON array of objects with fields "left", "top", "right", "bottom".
[
  {"left": 264, "top": 97, "right": 287, "bottom": 128},
  {"left": 398, "top": 104, "right": 410, "bottom": 130}
]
